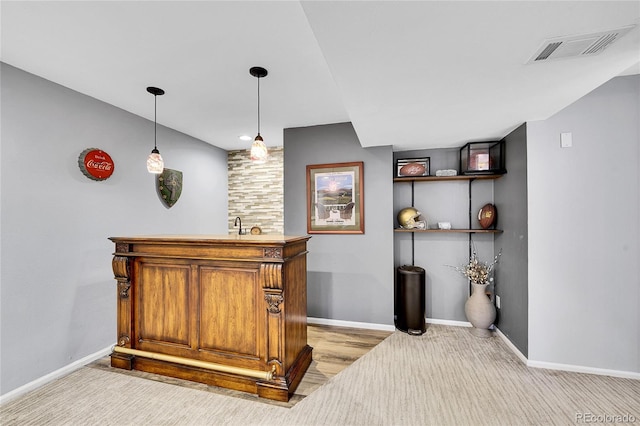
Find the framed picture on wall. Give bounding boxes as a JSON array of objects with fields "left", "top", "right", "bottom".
[{"left": 306, "top": 161, "right": 364, "bottom": 234}]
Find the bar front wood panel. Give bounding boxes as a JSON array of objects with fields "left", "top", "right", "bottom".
[
  {"left": 108, "top": 235, "right": 312, "bottom": 402},
  {"left": 138, "top": 262, "right": 191, "bottom": 349},
  {"left": 199, "top": 266, "right": 259, "bottom": 357}
]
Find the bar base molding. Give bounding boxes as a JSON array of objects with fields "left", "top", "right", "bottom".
[
  {"left": 109, "top": 344, "right": 313, "bottom": 403},
  {"left": 112, "top": 346, "right": 275, "bottom": 381}
]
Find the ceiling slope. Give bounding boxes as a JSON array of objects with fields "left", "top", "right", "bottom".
[
  {"left": 2, "top": 1, "right": 639, "bottom": 152},
  {"left": 301, "top": 1, "right": 640, "bottom": 150},
  {"left": 0, "top": 1, "right": 349, "bottom": 150}
]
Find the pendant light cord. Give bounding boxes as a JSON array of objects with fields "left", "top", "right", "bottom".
[
  {"left": 154, "top": 95, "right": 158, "bottom": 150},
  {"left": 257, "top": 76, "right": 261, "bottom": 135}
]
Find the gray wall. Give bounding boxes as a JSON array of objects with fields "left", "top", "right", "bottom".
[
  {"left": 0, "top": 63, "right": 229, "bottom": 395},
  {"left": 284, "top": 123, "right": 394, "bottom": 325},
  {"left": 494, "top": 124, "right": 529, "bottom": 356},
  {"left": 527, "top": 75, "right": 639, "bottom": 373},
  {"left": 393, "top": 149, "right": 495, "bottom": 321}
]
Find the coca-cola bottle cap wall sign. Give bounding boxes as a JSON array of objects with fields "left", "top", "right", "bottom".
[{"left": 78, "top": 148, "right": 115, "bottom": 181}]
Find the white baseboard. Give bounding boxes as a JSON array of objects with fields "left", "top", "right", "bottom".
[
  {"left": 307, "top": 317, "right": 396, "bottom": 332},
  {"left": 494, "top": 327, "right": 528, "bottom": 365},
  {"left": 494, "top": 327, "right": 639, "bottom": 380},
  {"left": 526, "top": 359, "right": 640, "bottom": 380},
  {"left": 307, "top": 316, "right": 471, "bottom": 332},
  {"left": 0, "top": 345, "right": 114, "bottom": 405},
  {"left": 425, "top": 317, "right": 472, "bottom": 328}
]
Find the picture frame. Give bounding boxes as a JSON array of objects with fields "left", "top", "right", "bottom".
[
  {"left": 396, "top": 157, "right": 430, "bottom": 178},
  {"left": 306, "top": 161, "right": 364, "bottom": 234}
]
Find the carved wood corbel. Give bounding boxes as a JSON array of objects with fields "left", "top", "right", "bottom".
[
  {"left": 112, "top": 255, "right": 131, "bottom": 299},
  {"left": 260, "top": 263, "right": 283, "bottom": 290}
]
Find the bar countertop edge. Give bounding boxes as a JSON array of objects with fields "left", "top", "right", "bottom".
[{"left": 109, "top": 234, "right": 311, "bottom": 245}]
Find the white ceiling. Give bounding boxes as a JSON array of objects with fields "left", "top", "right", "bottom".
[{"left": 2, "top": 1, "right": 639, "bottom": 152}]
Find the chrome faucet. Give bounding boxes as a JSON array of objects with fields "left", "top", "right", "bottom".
[{"left": 234, "top": 217, "right": 242, "bottom": 235}]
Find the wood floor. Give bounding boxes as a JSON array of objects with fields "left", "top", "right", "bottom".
[
  {"left": 89, "top": 324, "right": 392, "bottom": 408},
  {"left": 296, "top": 324, "right": 392, "bottom": 398}
]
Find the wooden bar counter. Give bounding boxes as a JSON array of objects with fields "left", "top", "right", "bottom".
[{"left": 108, "top": 234, "right": 312, "bottom": 402}]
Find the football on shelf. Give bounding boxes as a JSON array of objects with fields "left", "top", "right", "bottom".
[
  {"left": 477, "top": 203, "right": 497, "bottom": 229},
  {"left": 399, "top": 162, "right": 426, "bottom": 177}
]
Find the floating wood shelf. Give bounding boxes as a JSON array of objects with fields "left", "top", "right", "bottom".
[
  {"left": 393, "top": 174, "right": 503, "bottom": 183},
  {"left": 394, "top": 228, "right": 503, "bottom": 234}
]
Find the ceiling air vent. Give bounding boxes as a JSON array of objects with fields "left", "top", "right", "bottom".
[{"left": 527, "top": 25, "right": 636, "bottom": 63}]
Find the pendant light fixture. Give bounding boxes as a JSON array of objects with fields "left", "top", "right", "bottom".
[
  {"left": 249, "top": 66, "right": 268, "bottom": 164},
  {"left": 146, "top": 86, "right": 165, "bottom": 174}
]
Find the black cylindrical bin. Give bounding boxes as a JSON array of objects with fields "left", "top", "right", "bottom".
[{"left": 395, "top": 265, "right": 426, "bottom": 335}]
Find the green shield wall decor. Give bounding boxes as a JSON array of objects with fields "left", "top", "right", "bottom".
[{"left": 156, "top": 168, "right": 183, "bottom": 208}]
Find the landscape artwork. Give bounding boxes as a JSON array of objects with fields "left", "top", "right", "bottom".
[{"left": 306, "top": 162, "right": 364, "bottom": 234}]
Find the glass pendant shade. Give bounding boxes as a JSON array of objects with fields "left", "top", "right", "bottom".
[
  {"left": 249, "top": 67, "right": 269, "bottom": 164},
  {"left": 147, "top": 148, "right": 164, "bottom": 173},
  {"left": 146, "top": 86, "right": 165, "bottom": 174},
  {"left": 250, "top": 134, "right": 268, "bottom": 164}
]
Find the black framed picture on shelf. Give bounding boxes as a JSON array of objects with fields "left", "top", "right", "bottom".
[{"left": 396, "top": 157, "right": 430, "bottom": 178}]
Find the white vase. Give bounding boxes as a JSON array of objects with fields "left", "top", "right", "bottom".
[{"left": 464, "top": 282, "right": 496, "bottom": 338}]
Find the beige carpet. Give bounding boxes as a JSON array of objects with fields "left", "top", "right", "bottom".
[{"left": 2, "top": 325, "right": 639, "bottom": 425}]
